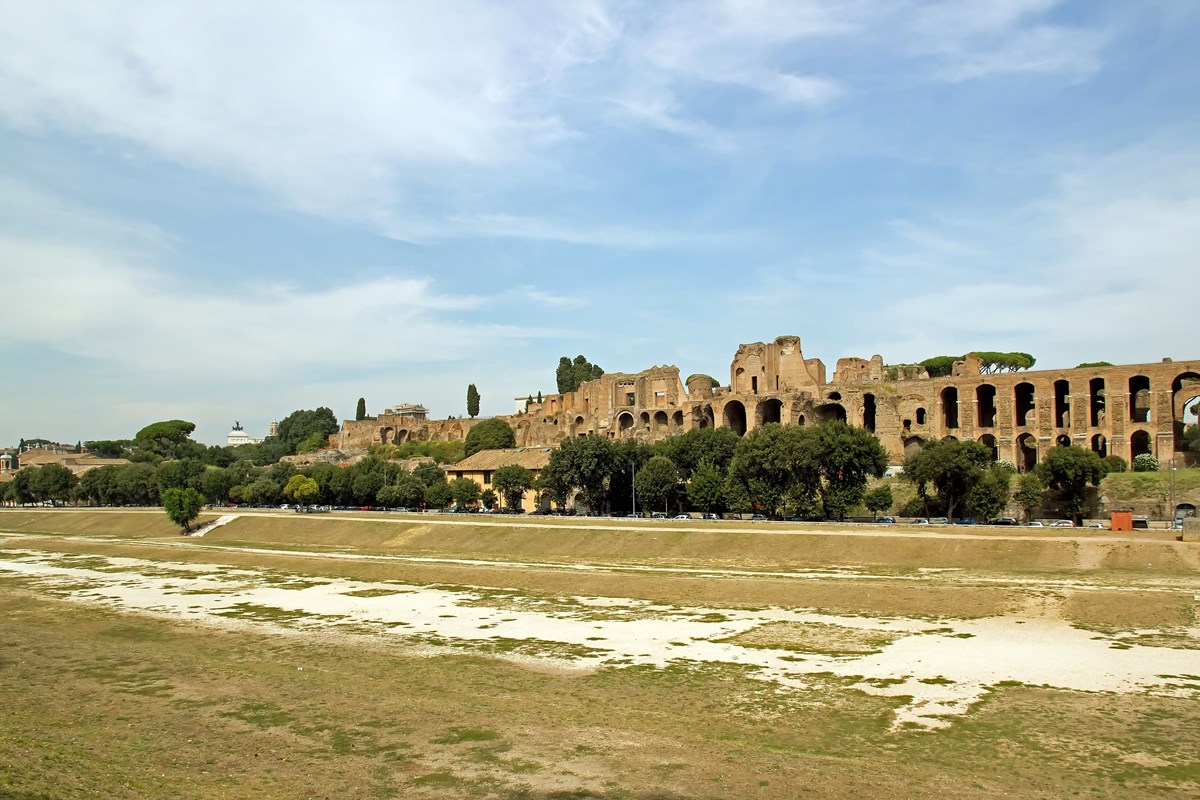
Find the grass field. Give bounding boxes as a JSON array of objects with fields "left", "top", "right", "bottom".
[{"left": 2, "top": 509, "right": 1199, "bottom": 799}]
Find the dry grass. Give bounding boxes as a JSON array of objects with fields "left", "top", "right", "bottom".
[{"left": 3, "top": 509, "right": 1200, "bottom": 798}]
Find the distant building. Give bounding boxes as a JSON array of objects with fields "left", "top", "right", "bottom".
[
  {"left": 444, "top": 447, "right": 554, "bottom": 512},
  {"left": 226, "top": 421, "right": 265, "bottom": 447}
]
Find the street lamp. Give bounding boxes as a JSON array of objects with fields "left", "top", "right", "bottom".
[
  {"left": 631, "top": 463, "right": 636, "bottom": 516},
  {"left": 1169, "top": 457, "right": 1176, "bottom": 526}
]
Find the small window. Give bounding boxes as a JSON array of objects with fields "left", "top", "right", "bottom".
[{"left": 483, "top": 471, "right": 491, "bottom": 485}]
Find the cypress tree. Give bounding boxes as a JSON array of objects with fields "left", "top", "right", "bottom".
[
  {"left": 467, "top": 384, "right": 481, "bottom": 419},
  {"left": 355, "top": 397, "right": 367, "bottom": 421}
]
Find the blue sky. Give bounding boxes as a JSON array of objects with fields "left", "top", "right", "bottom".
[{"left": 2, "top": 0, "right": 1198, "bottom": 447}]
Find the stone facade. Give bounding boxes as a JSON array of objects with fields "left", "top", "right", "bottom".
[{"left": 330, "top": 335, "right": 1200, "bottom": 469}]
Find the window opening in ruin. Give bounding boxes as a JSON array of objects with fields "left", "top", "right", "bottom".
[
  {"left": 1056, "top": 434, "right": 1071, "bottom": 447},
  {"left": 976, "top": 385, "right": 996, "bottom": 428},
  {"left": 1089, "top": 378, "right": 1105, "bottom": 427},
  {"left": 797, "top": 414, "right": 806, "bottom": 426},
  {"left": 625, "top": 393, "right": 635, "bottom": 406},
  {"left": 915, "top": 408, "right": 926, "bottom": 425},
  {"left": 1091, "top": 434, "right": 1107, "bottom": 458},
  {"left": 1017, "top": 433, "right": 1037, "bottom": 473},
  {"left": 654, "top": 411, "right": 668, "bottom": 430},
  {"left": 980, "top": 434, "right": 998, "bottom": 462},
  {"left": 655, "top": 391, "right": 665, "bottom": 398},
  {"left": 941, "top": 387, "right": 959, "bottom": 429},
  {"left": 1129, "top": 376, "right": 1150, "bottom": 423},
  {"left": 863, "top": 393, "right": 877, "bottom": 433},
  {"left": 775, "top": 376, "right": 779, "bottom": 390},
  {"left": 1015, "top": 383, "right": 1035, "bottom": 427},
  {"left": 903, "top": 419, "right": 912, "bottom": 431},
  {"left": 1130, "top": 429, "right": 1151, "bottom": 459},
  {"left": 757, "top": 398, "right": 782, "bottom": 426},
  {"left": 816, "top": 403, "right": 846, "bottom": 424},
  {"left": 903, "top": 437, "right": 925, "bottom": 460},
  {"left": 1054, "top": 380, "right": 1070, "bottom": 428},
  {"left": 751, "top": 376, "right": 758, "bottom": 394},
  {"left": 829, "top": 392, "right": 842, "bottom": 401},
  {"left": 723, "top": 401, "right": 747, "bottom": 436}
]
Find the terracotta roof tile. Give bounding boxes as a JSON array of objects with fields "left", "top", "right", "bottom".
[{"left": 450, "top": 447, "right": 554, "bottom": 472}]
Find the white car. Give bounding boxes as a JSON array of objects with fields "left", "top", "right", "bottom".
[
  {"left": 673, "top": 514, "right": 691, "bottom": 520},
  {"left": 1027, "top": 521, "right": 1044, "bottom": 527},
  {"left": 1050, "top": 519, "right": 1075, "bottom": 528}
]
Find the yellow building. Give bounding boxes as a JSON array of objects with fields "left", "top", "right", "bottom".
[{"left": 445, "top": 447, "right": 553, "bottom": 511}]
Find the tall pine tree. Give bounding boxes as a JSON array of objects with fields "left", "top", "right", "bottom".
[
  {"left": 467, "top": 384, "right": 480, "bottom": 419},
  {"left": 355, "top": 397, "right": 367, "bottom": 421}
]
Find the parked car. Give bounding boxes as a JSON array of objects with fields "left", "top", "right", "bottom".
[
  {"left": 651, "top": 512, "right": 667, "bottom": 519},
  {"left": 703, "top": 513, "right": 720, "bottom": 520},
  {"left": 875, "top": 516, "right": 895, "bottom": 524},
  {"left": 1085, "top": 522, "right": 1105, "bottom": 528},
  {"left": 749, "top": 514, "right": 767, "bottom": 521},
  {"left": 1027, "top": 521, "right": 1044, "bottom": 527},
  {"left": 911, "top": 517, "right": 930, "bottom": 525},
  {"left": 627, "top": 512, "right": 644, "bottom": 518},
  {"left": 989, "top": 517, "right": 1018, "bottom": 526},
  {"left": 953, "top": 518, "right": 977, "bottom": 526},
  {"left": 929, "top": 517, "right": 949, "bottom": 525},
  {"left": 673, "top": 514, "right": 691, "bottom": 520},
  {"left": 1050, "top": 519, "right": 1075, "bottom": 528}
]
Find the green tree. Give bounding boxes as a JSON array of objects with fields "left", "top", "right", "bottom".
[
  {"left": 635, "top": 456, "right": 680, "bottom": 514},
  {"left": 134, "top": 420, "right": 199, "bottom": 461},
  {"left": 162, "top": 487, "right": 205, "bottom": 533},
  {"left": 686, "top": 461, "right": 726, "bottom": 513},
  {"left": 464, "top": 418, "right": 515, "bottom": 457},
  {"left": 274, "top": 408, "right": 339, "bottom": 458},
  {"left": 727, "top": 424, "right": 819, "bottom": 518},
  {"left": 244, "top": 477, "right": 281, "bottom": 505},
  {"left": 199, "top": 467, "right": 236, "bottom": 505},
  {"left": 542, "top": 434, "right": 618, "bottom": 512},
  {"left": 919, "top": 356, "right": 959, "bottom": 378},
  {"left": 26, "top": 464, "right": 78, "bottom": 505},
  {"left": 156, "top": 458, "right": 206, "bottom": 492},
  {"left": 466, "top": 384, "right": 480, "bottom": 419},
  {"left": 1013, "top": 472, "right": 1046, "bottom": 523},
  {"left": 356, "top": 397, "right": 367, "bottom": 421},
  {"left": 1037, "top": 446, "right": 1106, "bottom": 523},
  {"left": 283, "top": 474, "right": 320, "bottom": 505},
  {"left": 812, "top": 422, "right": 888, "bottom": 521},
  {"left": 481, "top": 489, "right": 496, "bottom": 509},
  {"left": 492, "top": 464, "right": 534, "bottom": 511},
  {"left": 863, "top": 485, "right": 894, "bottom": 520},
  {"left": 556, "top": 355, "right": 604, "bottom": 394},
  {"left": 903, "top": 439, "right": 994, "bottom": 520},
  {"left": 654, "top": 427, "right": 739, "bottom": 480},
  {"left": 965, "top": 465, "right": 1013, "bottom": 521},
  {"left": 394, "top": 473, "right": 429, "bottom": 508},
  {"left": 84, "top": 439, "right": 133, "bottom": 458},
  {"left": 449, "top": 477, "right": 482, "bottom": 508},
  {"left": 1103, "top": 455, "right": 1128, "bottom": 473},
  {"left": 424, "top": 480, "right": 452, "bottom": 510}
]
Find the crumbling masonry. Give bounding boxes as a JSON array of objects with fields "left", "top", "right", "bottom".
[{"left": 330, "top": 336, "right": 1200, "bottom": 468}]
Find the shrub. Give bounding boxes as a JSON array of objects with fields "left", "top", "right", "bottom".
[
  {"left": 1103, "top": 455, "right": 1128, "bottom": 473},
  {"left": 1132, "top": 453, "right": 1160, "bottom": 472}
]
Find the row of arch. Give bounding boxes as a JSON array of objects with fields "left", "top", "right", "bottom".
[
  {"left": 939, "top": 375, "right": 1157, "bottom": 431},
  {"left": 902, "top": 429, "right": 1156, "bottom": 472}
]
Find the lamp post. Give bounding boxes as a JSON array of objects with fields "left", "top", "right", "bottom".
[
  {"left": 631, "top": 463, "right": 636, "bottom": 516},
  {"left": 1169, "top": 457, "right": 1176, "bottom": 526}
]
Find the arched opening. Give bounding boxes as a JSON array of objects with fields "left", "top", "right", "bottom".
[
  {"left": 1015, "top": 383, "right": 1035, "bottom": 427},
  {"left": 941, "top": 387, "right": 959, "bottom": 429},
  {"left": 1129, "top": 376, "right": 1151, "bottom": 423},
  {"left": 915, "top": 407, "right": 927, "bottom": 425},
  {"left": 903, "top": 437, "right": 925, "bottom": 460},
  {"left": 828, "top": 391, "right": 842, "bottom": 401},
  {"left": 863, "top": 393, "right": 877, "bottom": 433},
  {"left": 1054, "top": 380, "right": 1071, "bottom": 428},
  {"left": 653, "top": 411, "right": 669, "bottom": 432},
  {"left": 1171, "top": 373, "right": 1200, "bottom": 453},
  {"left": 757, "top": 398, "right": 783, "bottom": 427},
  {"left": 1089, "top": 378, "right": 1105, "bottom": 427},
  {"left": 1130, "top": 429, "right": 1151, "bottom": 459},
  {"left": 396, "top": 429, "right": 409, "bottom": 444},
  {"left": 1017, "top": 433, "right": 1038, "bottom": 473},
  {"left": 979, "top": 433, "right": 998, "bottom": 462},
  {"left": 700, "top": 405, "right": 715, "bottom": 429},
  {"left": 797, "top": 414, "right": 806, "bottom": 426},
  {"left": 617, "top": 412, "right": 635, "bottom": 437},
  {"left": 944, "top": 435, "right": 959, "bottom": 442},
  {"left": 1091, "top": 434, "right": 1107, "bottom": 458},
  {"left": 380, "top": 427, "right": 394, "bottom": 445},
  {"left": 639, "top": 411, "right": 650, "bottom": 430},
  {"left": 815, "top": 403, "right": 846, "bottom": 424},
  {"left": 1056, "top": 434, "right": 1071, "bottom": 447},
  {"left": 723, "top": 401, "right": 747, "bottom": 436},
  {"left": 976, "top": 385, "right": 996, "bottom": 428},
  {"left": 671, "top": 410, "right": 684, "bottom": 431}
]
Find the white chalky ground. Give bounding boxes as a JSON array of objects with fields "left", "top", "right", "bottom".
[{"left": 2, "top": 549, "right": 1198, "bottom": 730}]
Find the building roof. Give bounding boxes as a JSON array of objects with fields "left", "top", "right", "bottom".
[{"left": 450, "top": 447, "right": 554, "bottom": 472}]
